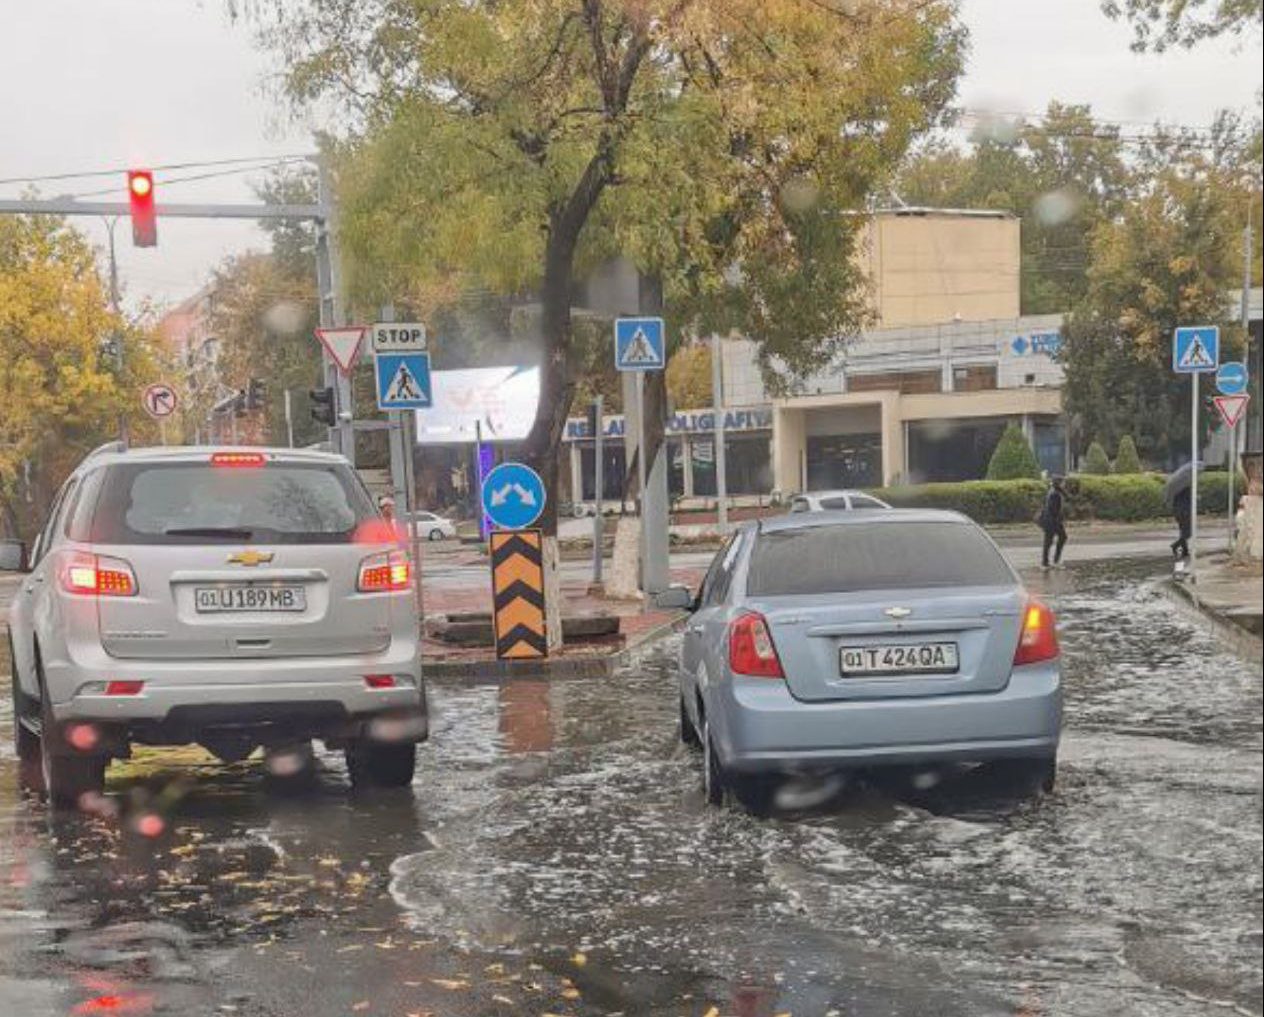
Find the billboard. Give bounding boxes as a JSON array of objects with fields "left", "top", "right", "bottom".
[{"left": 413, "top": 366, "right": 540, "bottom": 444}]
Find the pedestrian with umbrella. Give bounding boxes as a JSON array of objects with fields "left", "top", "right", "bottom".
[{"left": 1164, "top": 462, "right": 1200, "bottom": 560}]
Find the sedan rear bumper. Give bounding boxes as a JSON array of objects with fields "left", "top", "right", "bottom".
[{"left": 713, "top": 664, "right": 1060, "bottom": 773}]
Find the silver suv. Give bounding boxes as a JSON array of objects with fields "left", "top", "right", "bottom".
[{"left": 3, "top": 444, "right": 427, "bottom": 806}]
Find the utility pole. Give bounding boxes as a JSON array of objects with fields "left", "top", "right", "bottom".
[
  {"left": 284, "top": 389, "right": 295, "bottom": 448},
  {"left": 103, "top": 217, "right": 127, "bottom": 445},
  {"left": 711, "top": 334, "right": 728, "bottom": 535}
]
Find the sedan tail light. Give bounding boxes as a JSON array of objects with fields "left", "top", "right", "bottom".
[
  {"left": 61, "top": 552, "right": 138, "bottom": 597},
  {"left": 1013, "top": 599, "right": 1059, "bottom": 666},
  {"left": 358, "top": 549, "right": 411, "bottom": 592},
  {"left": 728, "top": 611, "right": 784, "bottom": 679}
]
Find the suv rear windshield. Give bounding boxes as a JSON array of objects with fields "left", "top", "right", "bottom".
[
  {"left": 90, "top": 461, "right": 377, "bottom": 544},
  {"left": 747, "top": 520, "right": 1015, "bottom": 596}
]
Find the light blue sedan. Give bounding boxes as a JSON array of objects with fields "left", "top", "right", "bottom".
[{"left": 659, "top": 510, "right": 1062, "bottom": 807}]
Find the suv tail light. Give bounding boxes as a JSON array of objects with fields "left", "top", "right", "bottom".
[
  {"left": 728, "top": 611, "right": 784, "bottom": 678},
  {"left": 358, "top": 549, "right": 411, "bottom": 592},
  {"left": 61, "top": 552, "right": 138, "bottom": 597},
  {"left": 1014, "top": 599, "right": 1059, "bottom": 666}
]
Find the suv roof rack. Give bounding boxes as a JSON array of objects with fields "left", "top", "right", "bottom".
[{"left": 83, "top": 440, "right": 127, "bottom": 464}]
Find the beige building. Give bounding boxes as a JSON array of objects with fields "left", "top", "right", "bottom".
[{"left": 860, "top": 208, "right": 1021, "bottom": 328}]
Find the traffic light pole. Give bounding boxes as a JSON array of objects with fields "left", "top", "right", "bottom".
[{"left": 316, "top": 154, "right": 355, "bottom": 464}]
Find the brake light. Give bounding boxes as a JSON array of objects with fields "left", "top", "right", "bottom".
[
  {"left": 210, "top": 451, "right": 266, "bottom": 467},
  {"left": 728, "top": 611, "right": 784, "bottom": 678},
  {"left": 61, "top": 553, "right": 137, "bottom": 596},
  {"left": 358, "top": 550, "right": 411, "bottom": 592},
  {"left": 1014, "top": 599, "right": 1059, "bottom": 666}
]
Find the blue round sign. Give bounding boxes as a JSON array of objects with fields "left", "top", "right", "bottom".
[
  {"left": 1216, "top": 361, "right": 1248, "bottom": 396},
  {"left": 481, "top": 462, "right": 546, "bottom": 530}
]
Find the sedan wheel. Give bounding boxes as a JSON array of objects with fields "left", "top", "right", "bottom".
[
  {"left": 428, "top": 529, "right": 444, "bottom": 541},
  {"left": 701, "top": 718, "right": 725, "bottom": 807},
  {"left": 679, "top": 696, "right": 701, "bottom": 749}
]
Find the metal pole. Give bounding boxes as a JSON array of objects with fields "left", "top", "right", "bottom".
[
  {"left": 316, "top": 151, "right": 354, "bottom": 463},
  {"left": 284, "top": 390, "right": 295, "bottom": 448},
  {"left": 592, "top": 394, "right": 604, "bottom": 586},
  {"left": 1232, "top": 221, "right": 1251, "bottom": 549},
  {"left": 104, "top": 217, "right": 127, "bottom": 446},
  {"left": 711, "top": 334, "right": 728, "bottom": 535},
  {"left": 635, "top": 372, "right": 647, "bottom": 515},
  {"left": 403, "top": 410, "right": 424, "bottom": 622},
  {"left": 1190, "top": 372, "right": 1199, "bottom": 582}
]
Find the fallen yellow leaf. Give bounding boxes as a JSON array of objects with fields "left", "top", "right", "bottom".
[{"left": 430, "top": 978, "right": 470, "bottom": 991}]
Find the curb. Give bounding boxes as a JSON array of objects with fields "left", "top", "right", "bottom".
[
  {"left": 422, "top": 611, "right": 688, "bottom": 682},
  {"left": 1163, "top": 579, "right": 1263, "bottom": 665}
]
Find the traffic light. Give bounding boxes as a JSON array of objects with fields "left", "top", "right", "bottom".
[
  {"left": 309, "top": 386, "right": 335, "bottom": 426},
  {"left": 246, "top": 378, "right": 266, "bottom": 411},
  {"left": 127, "top": 170, "right": 157, "bottom": 247},
  {"left": 585, "top": 401, "right": 600, "bottom": 439}
]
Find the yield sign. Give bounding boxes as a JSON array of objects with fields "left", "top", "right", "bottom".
[
  {"left": 1213, "top": 394, "right": 1250, "bottom": 428},
  {"left": 314, "top": 326, "right": 367, "bottom": 374}
]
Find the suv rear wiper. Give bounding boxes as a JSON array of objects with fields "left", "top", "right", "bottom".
[{"left": 164, "top": 527, "right": 254, "bottom": 539}]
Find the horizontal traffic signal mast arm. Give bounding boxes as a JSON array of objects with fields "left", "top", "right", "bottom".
[{"left": 0, "top": 197, "right": 324, "bottom": 220}]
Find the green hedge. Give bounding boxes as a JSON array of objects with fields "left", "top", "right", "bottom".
[{"left": 872, "top": 471, "right": 1246, "bottom": 525}]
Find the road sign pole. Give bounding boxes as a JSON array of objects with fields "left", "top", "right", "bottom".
[
  {"left": 284, "top": 389, "right": 294, "bottom": 448},
  {"left": 635, "top": 373, "right": 647, "bottom": 514},
  {"left": 1228, "top": 419, "right": 1236, "bottom": 552},
  {"left": 593, "top": 394, "right": 604, "bottom": 587},
  {"left": 1191, "top": 371, "right": 1199, "bottom": 581}
]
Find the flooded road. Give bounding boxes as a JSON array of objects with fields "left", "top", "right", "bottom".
[{"left": 2, "top": 559, "right": 1261, "bottom": 1016}]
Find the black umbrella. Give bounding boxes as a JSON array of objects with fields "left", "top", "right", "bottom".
[{"left": 1163, "top": 461, "right": 1203, "bottom": 508}]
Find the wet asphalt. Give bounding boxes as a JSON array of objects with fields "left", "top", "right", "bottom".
[{"left": 1, "top": 557, "right": 1261, "bottom": 1017}]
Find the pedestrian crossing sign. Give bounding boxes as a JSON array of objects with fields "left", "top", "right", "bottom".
[
  {"left": 1173, "top": 326, "right": 1219, "bottom": 374},
  {"left": 374, "top": 351, "right": 433, "bottom": 410},
  {"left": 614, "top": 317, "right": 666, "bottom": 372}
]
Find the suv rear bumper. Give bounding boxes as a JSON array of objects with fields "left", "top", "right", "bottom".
[{"left": 44, "top": 639, "right": 425, "bottom": 742}]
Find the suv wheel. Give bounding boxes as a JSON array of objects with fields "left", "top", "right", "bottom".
[
  {"left": 35, "top": 658, "right": 106, "bottom": 807},
  {"left": 346, "top": 741, "right": 416, "bottom": 790}
]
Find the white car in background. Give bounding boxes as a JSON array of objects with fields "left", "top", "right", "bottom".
[
  {"left": 410, "top": 511, "right": 457, "bottom": 541},
  {"left": 788, "top": 490, "right": 892, "bottom": 512}
]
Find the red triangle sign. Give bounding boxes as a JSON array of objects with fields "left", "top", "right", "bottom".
[
  {"left": 314, "top": 326, "right": 367, "bottom": 374},
  {"left": 1213, "top": 393, "right": 1250, "bottom": 428}
]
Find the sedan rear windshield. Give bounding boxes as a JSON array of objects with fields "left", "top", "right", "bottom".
[
  {"left": 747, "top": 521, "right": 1015, "bottom": 596},
  {"left": 90, "top": 461, "right": 377, "bottom": 545}
]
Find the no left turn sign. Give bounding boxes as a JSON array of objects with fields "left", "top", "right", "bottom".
[{"left": 143, "top": 383, "right": 179, "bottom": 419}]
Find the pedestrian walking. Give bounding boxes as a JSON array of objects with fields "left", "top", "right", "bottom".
[
  {"left": 1171, "top": 485, "right": 1191, "bottom": 560},
  {"left": 1038, "top": 475, "right": 1068, "bottom": 569}
]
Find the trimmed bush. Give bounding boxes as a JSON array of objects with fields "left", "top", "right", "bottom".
[
  {"left": 869, "top": 472, "right": 1246, "bottom": 525},
  {"left": 1113, "top": 435, "right": 1143, "bottom": 474},
  {"left": 986, "top": 424, "right": 1042, "bottom": 480},
  {"left": 1082, "top": 441, "right": 1111, "bottom": 475}
]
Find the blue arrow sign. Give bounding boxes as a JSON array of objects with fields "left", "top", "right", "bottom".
[
  {"left": 1216, "top": 361, "right": 1248, "bottom": 396},
  {"left": 1172, "top": 326, "right": 1219, "bottom": 374},
  {"left": 614, "top": 317, "right": 665, "bottom": 371},
  {"left": 374, "top": 352, "right": 433, "bottom": 410},
  {"left": 481, "top": 462, "right": 546, "bottom": 530}
]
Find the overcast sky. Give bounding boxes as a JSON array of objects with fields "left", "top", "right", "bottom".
[{"left": 1, "top": 0, "right": 1260, "bottom": 312}]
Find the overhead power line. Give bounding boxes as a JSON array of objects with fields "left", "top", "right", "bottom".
[
  {"left": 0, "top": 152, "right": 316, "bottom": 188},
  {"left": 65, "top": 157, "right": 312, "bottom": 199}
]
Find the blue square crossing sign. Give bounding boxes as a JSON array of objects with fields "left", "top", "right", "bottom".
[
  {"left": 614, "top": 317, "right": 665, "bottom": 371},
  {"left": 374, "top": 351, "right": 433, "bottom": 410},
  {"left": 1172, "top": 326, "right": 1219, "bottom": 374}
]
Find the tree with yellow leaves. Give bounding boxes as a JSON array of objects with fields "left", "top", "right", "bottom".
[{"left": 0, "top": 213, "right": 161, "bottom": 538}]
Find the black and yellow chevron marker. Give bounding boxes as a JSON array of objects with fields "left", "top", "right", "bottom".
[{"left": 490, "top": 529, "right": 547, "bottom": 660}]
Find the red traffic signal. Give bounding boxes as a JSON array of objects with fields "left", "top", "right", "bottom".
[{"left": 127, "top": 170, "right": 157, "bottom": 247}]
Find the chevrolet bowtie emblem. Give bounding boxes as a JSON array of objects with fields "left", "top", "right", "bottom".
[
  {"left": 884, "top": 606, "right": 913, "bottom": 619},
  {"left": 227, "top": 550, "right": 274, "bottom": 567}
]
